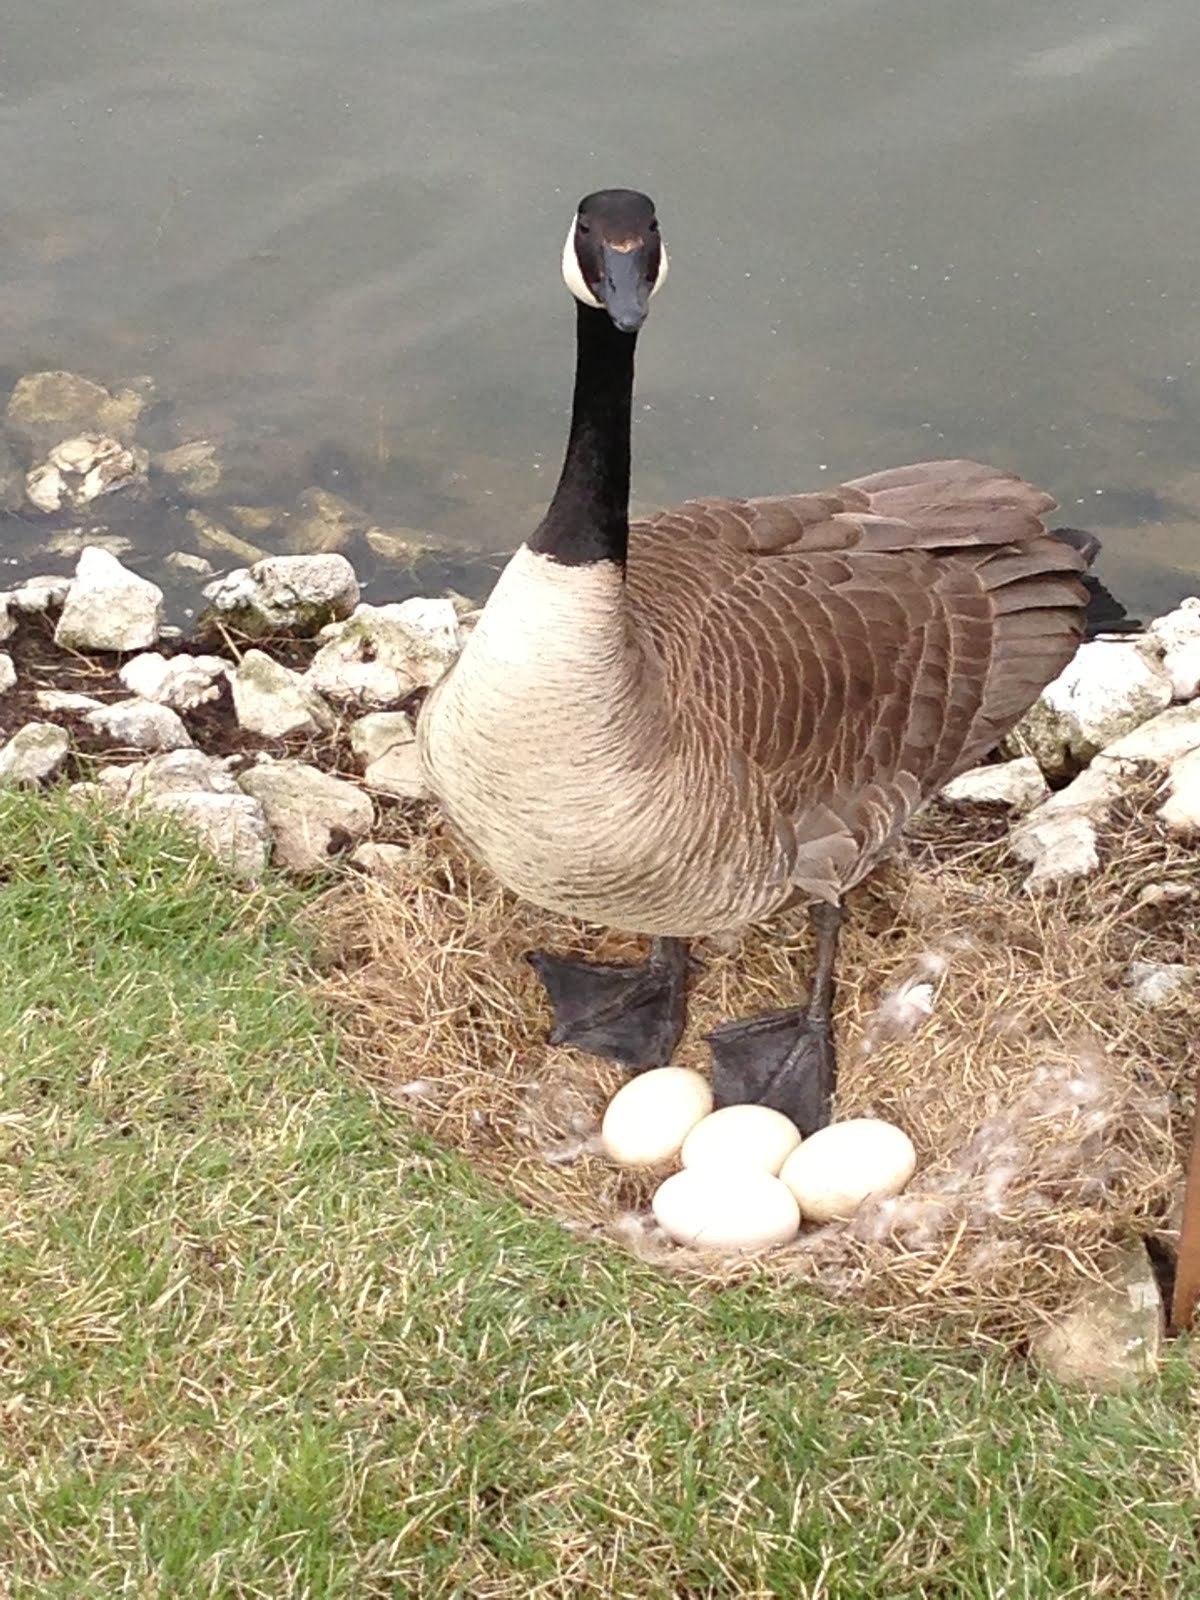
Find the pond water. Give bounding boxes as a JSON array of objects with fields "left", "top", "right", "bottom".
[{"left": 3, "top": 0, "right": 1200, "bottom": 618}]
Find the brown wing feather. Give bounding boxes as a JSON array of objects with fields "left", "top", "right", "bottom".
[{"left": 626, "top": 458, "right": 1086, "bottom": 890}]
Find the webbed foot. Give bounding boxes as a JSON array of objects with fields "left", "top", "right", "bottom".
[
  {"left": 527, "top": 935, "right": 691, "bottom": 1072},
  {"left": 705, "top": 1008, "right": 835, "bottom": 1136}
]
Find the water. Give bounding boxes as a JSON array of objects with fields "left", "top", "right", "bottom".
[{"left": 3, "top": 0, "right": 1200, "bottom": 617}]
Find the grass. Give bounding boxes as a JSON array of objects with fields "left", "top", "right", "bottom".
[{"left": 0, "top": 791, "right": 1198, "bottom": 1599}]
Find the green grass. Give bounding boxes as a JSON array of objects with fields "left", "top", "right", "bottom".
[{"left": 1, "top": 790, "right": 1198, "bottom": 1599}]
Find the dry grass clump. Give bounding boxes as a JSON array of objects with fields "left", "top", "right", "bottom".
[{"left": 316, "top": 787, "right": 1198, "bottom": 1343}]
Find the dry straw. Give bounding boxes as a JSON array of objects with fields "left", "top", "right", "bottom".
[{"left": 315, "top": 785, "right": 1196, "bottom": 1346}]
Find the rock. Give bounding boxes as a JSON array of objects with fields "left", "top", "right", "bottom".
[
  {"left": 186, "top": 510, "right": 269, "bottom": 565},
  {"left": 154, "top": 440, "right": 221, "bottom": 495},
  {"left": 1124, "top": 960, "right": 1195, "bottom": 1007},
  {"left": 2, "top": 574, "right": 72, "bottom": 614},
  {"left": 229, "top": 650, "right": 335, "bottom": 739},
  {"left": 1006, "top": 639, "right": 1174, "bottom": 777},
  {"left": 306, "top": 598, "right": 462, "bottom": 708},
  {"left": 35, "top": 689, "right": 103, "bottom": 713},
  {"left": 285, "top": 487, "right": 366, "bottom": 555},
  {"left": 1135, "top": 879, "right": 1196, "bottom": 911},
  {"left": 1011, "top": 700, "right": 1200, "bottom": 844},
  {"left": 25, "top": 435, "right": 148, "bottom": 512},
  {"left": 0, "top": 437, "right": 26, "bottom": 511},
  {"left": 103, "top": 749, "right": 271, "bottom": 879},
  {"left": 119, "top": 651, "right": 227, "bottom": 711},
  {"left": 348, "top": 841, "right": 414, "bottom": 878},
  {"left": 1162, "top": 639, "right": 1200, "bottom": 702},
  {"left": 154, "top": 791, "right": 273, "bottom": 877},
  {"left": 1147, "top": 597, "right": 1200, "bottom": 701},
  {"left": 54, "top": 547, "right": 163, "bottom": 653},
  {"left": 1009, "top": 811, "right": 1099, "bottom": 888},
  {"left": 84, "top": 699, "right": 192, "bottom": 752},
  {"left": 1100, "top": 701, "right": 1200, "bottom": 765},
  {"left": 940, "top": 756, "right": 1049, "bottom": 812},
  {"left": 0, "top": 722, "right": 70, "bottom": 786},
  {"left": 124, "top": 748, "right": 242, "bottom": 801},
  {"left": 1160, "top": 746, "right": 1200, "bottom": 837},
  {"left": 46, "top": 529, "right": 135, "bottom": 560},
  {"left": 364, "top": 526, "right": 431, "bottom": 564},
  {"left": 364, "top": 741, "right": 429, "bottom": 799},
  {"left": 237, "top": 760, "right": 373, "bottom": 873},
  {"left": 164, "top": 550, "right": 215, "bottom": 578},
  {"left": 0, "top": 601, "right": 13, "bottom": 644},
  {"left": 227, "top": 505, "right": 284, "bottom": 537},
  {"left": 0, "top": 654, "right": 15, "bottom": 694},
  {"left": 349, "top": 710, "right": 415, "bottom": 765},
  {"left": 4, "top": 370, "right": 144, "bottom": 451},
  {"left": 199, "top": 553, "right": 359, "bottom": 640},
  {"left": 1029, "top": 1242, "right": 1162, "bottom": 1389}
]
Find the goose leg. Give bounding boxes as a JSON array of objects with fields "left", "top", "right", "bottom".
[
  {"left": 527, "top": 936, "right": 692, "bottom": 1072},
  {"left": 705, "top": 900, "right": 843, "bottom": 1138}
]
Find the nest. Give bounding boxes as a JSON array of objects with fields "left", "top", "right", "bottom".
[{"left": 314, "top": 786, "right": 1197, "bottom": 1345}]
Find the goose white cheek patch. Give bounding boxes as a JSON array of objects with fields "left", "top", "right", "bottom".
[
  {"left": 562, "top": 223, "right": 603, "bottom": 308},
  {"left": 560, "top": 221, "right": 670, "bottom": 307}
]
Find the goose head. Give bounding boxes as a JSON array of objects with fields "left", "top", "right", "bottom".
[{"left": 561, "top": 188, "right": 669, "bottom": 334}]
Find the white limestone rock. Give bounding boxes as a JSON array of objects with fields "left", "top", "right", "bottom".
[
  {"left": 940, "top": 756, "right": 1049, "bottom": 812},
  {"left": 284, "top": 486, "right": 366, "bottom": 555},
  {"left": 1006, "top": 639, "right": 1173, "bottom": 777},
  {"left": 1012, "top": 700, "right": 1200, "bottom": 848},
  {"left": 54, "top": 547, "right": 163, "bottom": 653},
  {"left": 238, "top": 759, "right": 374, "bottom": 873},
  {"left": 349, "top": 710, "right": 415, "bottom": 766},
  {"left": 1009, "top": 810, "right": 1100, "bottom": 888},
  {"left": 363, "top": 741, "right": 429, "bottom": 800},
  {"left": 119, "top": 651, "right": 227, "bottom": 711},
  {"left": 1124, "top": 960, "right": 1195, "bottom": 1008},
  {"left": 34, "top": 689, "right": 103, "bottom": 713},
  {"left": 153, "top": 790, "right": 273, "bottom": 878},
  {"left": 1159, "top": 745, "right": 1200, "bottom": 837},
  {"left": 364, "top": 526, "right": 431, "bottom": 564},
  {"left": 1, "top": 575, "right": 72, "bottom": 615},
  {"left": 230, "top": 650, "right": 335, "bottom": 739},
  {"left": 0, "top": 654, "right": 15, "bottom": 695},
  {"left": 1146, "top": 596, "right": 1200, "bottom": 701},
  {"left": 154, "top": 439, "right": 221, "bottom": 495},
  {"left": 186, "top": 510, "right": 269, "bottom": 566},
  {"left": 100, "top": 749, "right": 270, "bottom": 879},
  {"left": 84, "top": 698, "right": 192, "bottom": 752},
  {"left": 25, "top": 434, "right": 148, "bottom": 512},
  {"left": 1100, "top": 701, "right": 1200, "bottom": 765},
  {"left": 199, "top": 553, "right": 360, "bottom": 640},
  {"left": 0, "top": 722, "right": 70, "bottom": 786},
  {"left": 5, "top": 370, "right": 145, "bottom": 451},
  {"left": 47, "top": 529, "right": 134, "bottom": 560},
  {"left": 164, "top": 550, "right": 215, "bottom": 578},
  {"left": 123, "top": 748, "right": 242, "bottom": 801},
  {"left": 1029, "top": 1242, "right": 1162, "bottom": 1389},
  {"left": 0, "top": 599, "right": 14, "bottom": 643},
  {"left": 306, "top": 598, "right": 461, "bottom": 708}
]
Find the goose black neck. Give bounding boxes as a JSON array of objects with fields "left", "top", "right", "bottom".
[{"left": 528, "top": 303, "right": 636, "bottom": 568}]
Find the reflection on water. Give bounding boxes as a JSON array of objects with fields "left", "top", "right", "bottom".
[{"left": 3, "top": 0, "right": 1200, "bottom": 617}]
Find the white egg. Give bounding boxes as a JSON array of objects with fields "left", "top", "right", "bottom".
[
  {"left": 680, "top": 1104, "right": 802, "bottom": 1176},
  {"left": 652, "top": 1168, "right": 801, "bottom": 1252},
  {"left": 778, "top": 1117, "right": 917, "bottom": 1222},
  {"left": 600, "top": 1067, "right": 713, "bottom": 1168}
]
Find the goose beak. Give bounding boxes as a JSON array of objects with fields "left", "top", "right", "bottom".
[{"left": 597, "top": 243, "right": 653, "bottom": 333}]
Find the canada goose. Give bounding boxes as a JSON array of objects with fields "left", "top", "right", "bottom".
[{"left": 418, "top": 187, "right": 1098, "bottom": 1135}]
